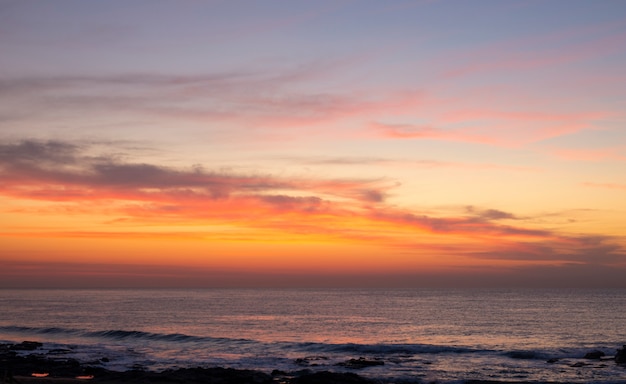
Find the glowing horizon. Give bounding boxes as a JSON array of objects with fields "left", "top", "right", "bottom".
[{"left": 1, "top": 0, "right": 625, "bottom": 288}]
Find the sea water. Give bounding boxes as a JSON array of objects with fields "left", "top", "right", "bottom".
[{"left": 1, "top": 288, "right": 625, "bottom": 383}]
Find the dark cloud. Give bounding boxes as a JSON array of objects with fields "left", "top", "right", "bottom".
[
  {"left": 0, "top": 140, "right": 80, "bottom": 165},
  {"left": 90, "top": 162, "right": 188, "bottom": 188},
  {"left": 259, "top": 195, "right": 324, "bottom": 212},
  {"left": 480, "top": 209, "right": 516, "bottom": 220},
  {"left": 466, "top": 206, "right": 517, "bottom": 221},
  {"left": 359, "top": 189, "right": 385, "bottom": 203},
  {"left": 371, "top": 210, "right": 551, "bottom": 238},
  {"left": 468, "top": 235, "right": 626, "bottom": 265},
  {"left": 0, "top": 140, "right": 284, "bottom": 193},
  {"left": 0, "top": 139, "right": 385, "bottom": 205}
]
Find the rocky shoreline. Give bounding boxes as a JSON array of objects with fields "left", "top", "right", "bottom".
[
  {"left": 2, "top": 341, "right": 626, "bottom": 384},
  {"left": 1, "top": 341, "right": 379, "bottom": 384}
]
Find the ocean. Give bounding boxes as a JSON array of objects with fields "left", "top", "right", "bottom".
[{"left": 1, "top": 288, "right": 625, "bottom": 383}]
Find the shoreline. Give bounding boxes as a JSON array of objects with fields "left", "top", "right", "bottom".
[
  {"left": 2, "top": 341, "right": 376, "bottom": 384},
  {"left": 2, "top": 341, "right": 625, "bottom": 384}
]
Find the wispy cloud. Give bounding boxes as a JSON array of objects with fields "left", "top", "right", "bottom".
[
  {"left": 2, "top": 63, "right": 616, "bottom": 153},
  {"left": 436, "top": 20, "right": 626, "bottom": 80},
  {"left": 368, "top": 209, "right": 550, "bottom": 239},
  {"left": 369, "top": 121, "right": 502, "bottom": 146},
  {"left": 269, "top": 155, "right": 539, "bottom": 173},
  {"left": 465, "top": 206, "right": 518, "bottom": 221},
  {"left": 0, "top": 70, "right": 426, "bottom": 143},
  {"left": 371, "top": 106, "right": 610, "bottom": 148}
]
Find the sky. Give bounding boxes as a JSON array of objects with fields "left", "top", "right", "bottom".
[{"left": 1, "top": 0, "right": 625, "bottom": 288}]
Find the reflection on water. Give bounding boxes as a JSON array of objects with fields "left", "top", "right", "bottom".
[{"left": 1, "top": 288, "right": 626, "bottom": 383}]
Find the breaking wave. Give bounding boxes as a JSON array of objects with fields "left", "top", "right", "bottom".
[{"left": 0, "top": 325, "right": 566, "bottom": 359}]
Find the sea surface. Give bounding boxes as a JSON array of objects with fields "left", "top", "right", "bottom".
[{"left": 1, "top": 288, "right": 625, "bottom": 383}]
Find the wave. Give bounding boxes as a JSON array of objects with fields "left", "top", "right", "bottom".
[
  {"left": 85, "top": 330, "right": 204, "bottom": 342},
  {"left": 0, "top": 326, "right": 84, "bottom": 337},
  {"left": 293, "top": 341, "right": 484, "bottom": 355},
  {"left": 1, "top": 325, "right": 489, "bottom": 354},
  {"left": 1, "top": 325, "right": 617, "bottom": 361},
  {"left": 0, "top": 325, "right": 236, "bottom": 344}
]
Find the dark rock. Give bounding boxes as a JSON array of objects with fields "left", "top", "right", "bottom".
[
  {"left": 571, "top": 361, "right": 589, "bottom": 367},
  {"left": 290, "top": 371, "right": 375, "bottom": 384},
  {"left": 295, "top": 358, "right": 309, "bottom": 366},
  {"left": 48, "top": 348, "right": 72, "bottom": 355},
  {"left": 505, "top": 351, "right": 536, "bottom": 359},
  {"left": 546, "top": 358, "right": 560, "bottom": 364},
  {"left": 584, "top": 350, "right": 605, "bottom": 359},
  {"left": 94, "top": 367, "right": 273, "bottom": 384},
  {"left": 10, "top": 341, "right": 43, "bottom": 351},
  {"left": 616, "top": 345, "right": 626, "bottom": 364},
  {"left": 0, "top": 353, "right": 85, "bottom": 377},
  {"left": 337, "top": 357, "right": 384, "bottom": 369},
  {"left": 294, "top": 356, "right": 329, "bottom": 367},
  {"left": 162, "top": 367, "right": 273, "bottom": 384},
  {"left": 291, "top": 369, "right": 314, "bottom": 377},
  {"left": 0, "top": 349, "right": 17, "bottom": 359},
  {"left": 271, "top": 369, "right": 287, "bottom": 376},
  {"left": 84, "top": 359, "right": 104, "bottom": 366},
  {"left": 1, "top": 344, "right": 376, "bottom": 384}
]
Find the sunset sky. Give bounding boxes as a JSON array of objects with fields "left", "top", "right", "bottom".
[{"left": 1, "top": 0, "right": 625, "bottom": 288}]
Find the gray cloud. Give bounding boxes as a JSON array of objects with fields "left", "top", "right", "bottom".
[
  {"left": 259, "top": 195, "right": 324, "bottom": 212},
  {"left": 0, "top": 139, "right": 80, "bottom": 165},
  {"left": 0, "top": 139, "right": 389, "bottom": 205},
  {"left": 468, "top": 234, "right": 626, "bottom": 265},
  {"left": 466, "top": 206, "right": 518, "bottom": 221},
  {"left": 372, "top": 210, "right": 552, "bottom": 238}
]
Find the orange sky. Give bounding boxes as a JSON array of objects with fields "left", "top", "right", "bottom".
[{"left": 1, "top": 1, "right": 625, "bottom": 287}]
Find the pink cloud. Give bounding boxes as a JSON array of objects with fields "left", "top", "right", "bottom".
[
  {"left": 370, "top": 121, "right": 517, "bottom": 147},
  {"left": 371, "top": 104, "right": 611, "bottom": 147}
]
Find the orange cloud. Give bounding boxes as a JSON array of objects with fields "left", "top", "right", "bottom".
[{"left": 1, "top": 139, "right": 625, "bottom": 279}]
